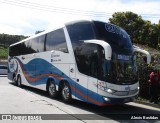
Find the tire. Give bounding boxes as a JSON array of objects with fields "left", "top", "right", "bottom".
[
  {"left": 13, "top": 73, "right": 16, "bottom": 83},
  {"left": 48, "top": 79, "right": 58, "bottom": 98},
  {"left": 16, "top": 75, "right": 22, "bottom": 87},
  {"left": 61, "top": 82, "right": 72, "bottom": 103}
]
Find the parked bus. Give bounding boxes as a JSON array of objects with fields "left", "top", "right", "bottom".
[{"left": 8, "top": 20, "right": 150, "bottom": 106}]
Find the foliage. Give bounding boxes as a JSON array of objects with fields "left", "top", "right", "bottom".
[
  {"left": 136, "top": 52, "right": 160, "bottom": 99},
  {"left": 35, "top": 30, "right": 45, "bottom": 34},
  {"left": 0, "top": 33, "right": 28, "bottom": 59},
  {"left": 109, "top": 11, "right": 160, "bottom": 50},
  {"left": 109, "top": 12, "right": 160, "bottom": 100},
  {"left": 0, "top": 47, "right": 8, "bottom": 59},
  {"left": 0, "top": 33, "right": 28, "bottom": 47}
]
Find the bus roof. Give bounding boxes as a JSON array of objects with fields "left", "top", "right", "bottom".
[{"left": 9, "top": 19, "right": 94, "bottom": 47}]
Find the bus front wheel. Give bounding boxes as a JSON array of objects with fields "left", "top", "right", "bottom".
[{"left": 61, "top": 82, "right": 72, "bottom": 103}]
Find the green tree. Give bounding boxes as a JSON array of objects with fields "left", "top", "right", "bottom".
[
  {"left": 0, "top": 34, "right": 28, "bottom": 46},
  {"left": 35, "top": 30, "right": 44, "bottom": 34},
  {"left": 109, "top": 11, "right": 144, "bottom": 43},
  {"left": 109, "top": 11, "right": 160, "bottom": 50}
]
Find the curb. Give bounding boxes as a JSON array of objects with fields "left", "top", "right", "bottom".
[{"left": 134, "top": 100, "right": 160, "bottom": 109}]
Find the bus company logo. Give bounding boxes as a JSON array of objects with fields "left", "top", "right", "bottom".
[
  {"left": 105, "top": 23, "right": 127, "bottom": 39},
  {"left": 9, "top": 59, "right": 18, "bottom": 73}
]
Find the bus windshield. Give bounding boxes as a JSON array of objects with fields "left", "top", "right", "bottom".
[
  {"left": 66, "top": 20, "right": 138, "bottom": 85},
  {"left": 104, "top": 53, "right": 138, "bottom": 85}
]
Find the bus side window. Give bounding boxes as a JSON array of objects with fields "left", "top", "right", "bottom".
[
  {"left": 38, "top": 35, "right": 45, "bottom": 52},
  {"left": 46, "top": 29, "right": 68, "bottom": 53}
]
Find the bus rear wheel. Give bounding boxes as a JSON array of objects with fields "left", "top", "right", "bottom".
[
  {"left": 47, "top": 79, "right": 58, "bottom": 98},
  {"left": 61, "top": 82, "right": 72, "bottom": 103},
  {"left": 16, "top": 75, "right": 22, "bottom": 87}
]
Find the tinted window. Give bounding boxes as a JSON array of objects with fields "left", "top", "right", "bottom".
[
  {"left": 0, "top": 66, "right": 7, "bottom": 69},
  {"left": 30, "top": 35, "right": 45, "bottom": 53},
  {"left": 75, "top": 43, "right": 99, "bottom": 78},
  {"left": 9, "top": 44, "right": 21, "bottom": 56},
  {"left": 9, "top": 35, "right": 46, "bottom": 56},
  {"left": 38, "top": 35, "right": 45, "bottom": 52},
  {"left": 93, "top": 21, "right": 133, "bottom": 55},
  {"left": 46, "top": 29, "right": 68, "bottom": 53},
  {"left": 24, "top": 40, "right": 36, "bottom": 54},
  {"left": 66, "top": 21, "right": 96, "bottom": 47},
  {"left": 30, "top": 37, "right": 39, "bottom": 52}
]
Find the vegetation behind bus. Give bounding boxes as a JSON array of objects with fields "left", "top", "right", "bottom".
[
  {"left": 136, "top": 52, "right": 160, "bottom": 100},
  {"left": 109, "top": 11, "right": 160, "bottom": 101},
  {"left": 109, "top": 11, "right": 160, "bottom": 50}
]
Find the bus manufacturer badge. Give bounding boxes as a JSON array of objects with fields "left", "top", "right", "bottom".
[
  {"left": 22, "top": 56, "right": 25, "bottom": 60},
  {"left": 125, "top": 86, "right": 130, "bottom": 91}
]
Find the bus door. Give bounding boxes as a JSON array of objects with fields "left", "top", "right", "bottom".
[
  {"left": 88, "top": 45, "right": 107, "bottom": 104},
  {"left": 73, "top": 43, "right": 98, "bottom": 102},
  {"left": 87, "top": 44, "right": 99, "bottom": 103},
  {"left": 87, "top": 77, "right": 98, "bottom": 104}
]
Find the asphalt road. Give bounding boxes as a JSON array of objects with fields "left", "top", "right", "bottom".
[{"left": 0, "top": 75, "right": 160, "bottom": 123}]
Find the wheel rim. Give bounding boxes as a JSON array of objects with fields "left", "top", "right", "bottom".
[
  {"left": 62, "top": 85, "right": 70, "bottom": 100},
  {"left": 49, "top": 81, "right": 56, "bottom": 95}
]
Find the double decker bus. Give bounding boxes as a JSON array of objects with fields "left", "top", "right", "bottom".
[{"left": 8, "top": 20, "right": 150, "bottom": 106}]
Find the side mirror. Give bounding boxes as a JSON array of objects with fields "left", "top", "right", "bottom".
[
  {"left": 133, "top": 45, "right": 151, "bottom": 64},
  {"left": 84, "top": 40, "right": 112, "bottom": 60}
]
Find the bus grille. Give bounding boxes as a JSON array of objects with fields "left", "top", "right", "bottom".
[{"left": 113, "top": 89, "right": 138, "bottom": 96}]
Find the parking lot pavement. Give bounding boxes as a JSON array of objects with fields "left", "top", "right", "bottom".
[{"left": 0, "top": 84, "right": 67, "bottom": 114}]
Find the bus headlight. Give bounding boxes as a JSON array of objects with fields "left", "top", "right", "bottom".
[{"left": 107, "top": 88, "right": 116, "bottom": 94}]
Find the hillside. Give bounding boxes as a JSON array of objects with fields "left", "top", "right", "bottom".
[
  {"left": 0, "top": 47, "right": 8, "bottom": 59},
  {"left": 0, "top": 33, "right": 28, "bottom": 47},
  {"left": 0, "top": 33, "right": 27, "bottom": 60}
]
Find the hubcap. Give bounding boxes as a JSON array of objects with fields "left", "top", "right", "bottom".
[
  {"left": 62, "top": 85, "right": 70, "bottom": 99},
  {"left": 49, "top": 82, "right": 55, "bottom": 95}
]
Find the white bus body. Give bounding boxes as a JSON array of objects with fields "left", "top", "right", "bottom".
[{"left": 8, "top": 20, "right": 146, "bottom": 106}]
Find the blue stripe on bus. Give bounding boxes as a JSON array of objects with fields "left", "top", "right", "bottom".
[{"left": 14, "top": 57, "right": 125, "bottom": 106}]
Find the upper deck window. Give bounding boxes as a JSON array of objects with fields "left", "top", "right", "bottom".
[
  {"left": 66, "top": 21, "right": 96, "bottom": 46},
  {"left": 93, "top": 21, "right": 133, "bottom": 55},
  {"left": 46, "top": 28, "right": 68, "bottom": 53}
]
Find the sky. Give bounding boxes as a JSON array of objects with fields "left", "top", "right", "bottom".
[{"left": 0, "top": 0, "right": 159, "bottom": 36}]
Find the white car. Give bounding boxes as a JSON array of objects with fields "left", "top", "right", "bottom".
[{"left": 0, "top": 65, "right": 8, "bottom": 75}]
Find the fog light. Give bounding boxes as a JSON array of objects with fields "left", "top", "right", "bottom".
[
  {"left": 137, "top": 87, "right": 140, "bottom": 90},
  {"left": 103, "top": 97, "right": 110, "bottom": 102}
]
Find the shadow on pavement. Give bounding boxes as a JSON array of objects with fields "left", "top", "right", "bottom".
[{"left": 9, "top": 83, "right": 160, "bottom": 122}]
